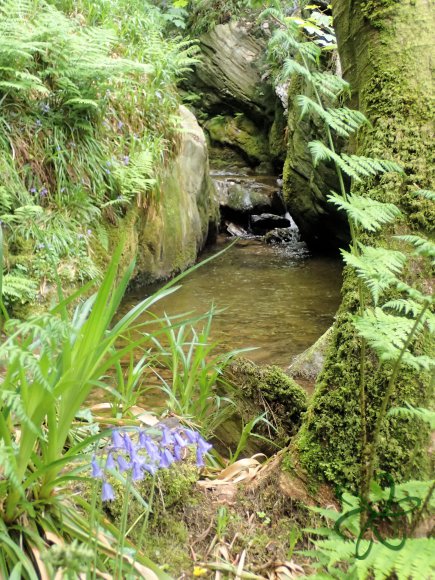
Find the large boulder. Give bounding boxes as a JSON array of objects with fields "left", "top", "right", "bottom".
[
  {"left": 106, "top": 106, "right": 219, "bottom": 284},
  {"left": 194, "top": 21, "right": 274, "bottom": 121}
]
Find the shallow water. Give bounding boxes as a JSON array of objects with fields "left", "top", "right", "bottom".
[{"left": 123, "top": 237, "right": 343, "bottom": 368}]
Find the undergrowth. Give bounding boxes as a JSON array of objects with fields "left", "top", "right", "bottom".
[{"left": 0, "top": 0, "right": 198, "bottom": 308}]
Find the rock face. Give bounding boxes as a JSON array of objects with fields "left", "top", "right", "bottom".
[
  {"left": 282, "top": 74, "right": 350, "bottom": 251},
  {"left": 194, "top": 21, "right": 274, "bottom": 121},
  {"left": 188, "top": 21, "right": 286, "bottom": 167},
  {"left": 109, "top": 106, "right": 219, "bottom": 284}
]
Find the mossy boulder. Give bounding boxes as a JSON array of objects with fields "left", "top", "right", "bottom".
[
  {"left": 206, "top": 114, "right": 269, "bottom": 165},
  {"left": 218, "top": 358, "right": 308, "bottom": 453},
  {"left": 100, "top": 106, "right": 219, "bottom": 285}
]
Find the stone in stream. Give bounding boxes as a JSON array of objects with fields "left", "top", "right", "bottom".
[
  {"left": 264, "top": 227, "right": 300, "bottom": 244},
  {"left": 250, "top": 213, "right": 290, "bottom": 234}
]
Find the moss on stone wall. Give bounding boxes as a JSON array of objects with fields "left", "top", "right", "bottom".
[{"left": 296, "top": 0, "right": 435, "bottom": 489}]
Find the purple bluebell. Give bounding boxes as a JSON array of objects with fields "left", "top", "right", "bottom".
[
  {"left": 87, "top": 229, "right": 92, "bottom": 236},
  {"left": 132, "top": 461, "right": 144, "bottom": 481},
  {"left": 174, "top": 432, "right": 187, "bottom": 448},
  {"left": 118, "top": 121, "right": 124, "bottom": 129},
  {"left": 196, "top": 448, "right": 205, "bottom": 468},
  {"left": 160, "top": 427, "right": 173, "bottom": 447},
  {"left": 123, "top": 155, "right": 129, "bottom": 165},
  {"left": 173, "top": 444, "right": 183, "bottom": 462},
  {"left": 144, "top": 439, "right": 159, "bottom": 462},
  {"left": 91, "top": 456, "right": 103, "bottom": 478},
  {"left": 102, "top": 481, "right": 115, "bottom": 502},
  {"left": 40, "top": 188, "right": 48, "bottom": 197},
  {"left": 138, "top": 430, "right": 149, "bottom": 448},
  {"left": 159, "top": 449, "right": 174, "bottom": 469},
  {"left": 105, "top": 453, "right": 115, "bottom": 470},
  {"left": 30, "top": 187, "right": 37, "bottom": 193},
  {"left": 112, "top": 430, "right": 124, "bottom": 449},
  {"left": 35, "top": 119, "right": 42, "bottom": 127},
  {"left": 184, "top": 429, "right": 199, "bottom": 444},
  {"left": 143, "top": 463, "right": 157, "bottom": 476},
  {"left": 197, "top": 436, "right": 213, "bottom": 454},
  {"left": 123, "top": 433, "right": 136, "bottom": 458},
  {"left": 117, "top": 455, "right": 130, "bottom": 472}
]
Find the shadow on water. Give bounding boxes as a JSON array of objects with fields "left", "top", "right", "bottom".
[{"left": 122, "top": 236, "right": 343, "bottom": 369}]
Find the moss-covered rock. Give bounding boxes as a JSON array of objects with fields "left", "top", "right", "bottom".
[
  {"left": 218, "top": 358, "right": 308, "bottom": 451},
  {"left": 98, "top": 106, "right": 219, "bottom": 286},
  {"left": 206, "top": 114, "right": 269, "bottom": 165},
  {"left": 282, "top": 71, "right": 350, "bottom": 250}
]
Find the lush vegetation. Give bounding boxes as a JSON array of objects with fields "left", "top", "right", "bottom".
[
  {"left": 0, "top": 0, "right": 433, "bottom": 577},
  {"left": 0, "top": 0, "right": 198, "bottom": 309}
]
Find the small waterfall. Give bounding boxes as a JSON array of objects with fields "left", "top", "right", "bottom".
[{"left": 284, "top": 211, "right": 298, "bottom": 230}]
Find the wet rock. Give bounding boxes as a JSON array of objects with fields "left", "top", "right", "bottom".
[
  {"left": 225, "top": 222, "right": 250, "bottom": 238},
  {"left": 264, "top": 227, "right": 300, "bottom": 244},
  {"left": 250, "top": 213, "right": 290, "bottom": 233}
]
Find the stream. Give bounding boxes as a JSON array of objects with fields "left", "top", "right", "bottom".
[{"left": 122, "top": 168, "right": 343, "bottom": 370}]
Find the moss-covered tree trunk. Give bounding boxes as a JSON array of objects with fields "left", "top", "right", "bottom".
[{"left": 297, "top": 0, "right": 434, "bottom": 488}]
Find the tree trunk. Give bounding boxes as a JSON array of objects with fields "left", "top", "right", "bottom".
[{"left": 297, "top": 0, "right": 435, "bottom": 489}]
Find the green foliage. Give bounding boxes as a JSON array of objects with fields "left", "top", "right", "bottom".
[
  {"left": 0, "top": 0, "right": 200, "bottom": 307},
  {"left": 151, "top": 307, "right": 246, "bottom": 437}
]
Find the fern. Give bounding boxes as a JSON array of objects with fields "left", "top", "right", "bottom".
[
  {"left": 327, "top": 192, "right": 402, "bottom": 231},
  {"left": 396, "top": 234, "right": 435, "bottom": 261},
  {"left": 341, "top": 246, "right": 407, "bottom": 304},
  {"left": 353, "top": 308, "right": 432, "bottom": 369},
  {"left": 2, "top": 273, "right": 38, "bottom": 304},
  {"left": 388, "top": 404, "right": 435, "bottom": 430}
]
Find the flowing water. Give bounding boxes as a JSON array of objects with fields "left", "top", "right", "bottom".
[{"left": 122, "top": 168, "right": 343, "bottom": 368}]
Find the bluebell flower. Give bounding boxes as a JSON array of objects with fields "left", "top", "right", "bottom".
[
  {"left": 132, "top": 461, "right": 144, "bottom": 481},
  {"left": 40, "top": 188, "right": 48, "bottom": 197},
  {"left": 87, "top": 229, "right": 92, "bottom": 236},
  {"left": 144, "top": 439, "right": 159, "bottom": 462},
  {"left": 174, "top": 432, "right": 187, "bottom": 448},
  {"left": 161, "top": 426, "right": 173, "bottom": 447},
  {"left": 91, "top": 457, "right": 103, "bottom": 478},
  {"left": 105, "top": 453, "right": 115, "bottom": 470},
  {"left": 102, "top": 481, "right": 115, "bottom": 502},
  {"left": 123, "top": 433, "right": 135, "bottom": 458},
  {"left": 159, "top": 448, "right": 174, "bottom": 469},
  {"left": 123, "top": 155, "right": 129, "bottom": 165},
  {"left": 117, "top": 455, "right": 130, "bottom": 472},
  {"left": 184, "top": 429, "right": 199, "bottom": 444},
  {"left": 30, "top": 187, "right": 37, "bottom": 193},
  {"left": 173, "top": 444, "right": 183, "bottom": 462},
  {"left": 196, "top": 448, "right": 205, "bottom": 468},
  {"left": 142, "top": 463, "right": 157, "bottom": 476},
  {"left": 35, "top": 119, "right": 42, "bottom": 127},
  {"left": 112, "top": 430, "right": 124, "bottom": 449},
  {"left": 197, "top": 436, "right": 213, "bottom": 454},
  {"left": 118, "top": 121, "right": 124, "bottom": 129}
]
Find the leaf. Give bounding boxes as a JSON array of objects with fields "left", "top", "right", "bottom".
[{"left": 328, "top": 192, "right": 401, "bottom": 231}]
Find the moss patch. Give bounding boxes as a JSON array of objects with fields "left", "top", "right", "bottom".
[
  {"left": 206, "top": 113, "right": 269, "bottom": 164},
  {"left": 221, "top": 358, "right": 308, "bottom": 449}
]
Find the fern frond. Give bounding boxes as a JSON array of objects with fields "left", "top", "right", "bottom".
[
  {"left": 388, "top": 405, "right": 435, "bottom": 430},
  {"left": 396, "top": 234, "right": 435, "bottom": 261},
  {"left": 353, "top": 538, "right": 435, "bottom": 580},
  {"left": 341, "top": 246, "right": 406, "bottom": 304},
  {"left": 312, "top": 72, "right": 350, "bottom": 100},
  {"left": 281, "top": 59, "right": 312, "bottom": 81},
  {"left": 353, "top": 308, "right": 431, "bottom": 368},
  {"left": 327, "top": 192, "right": 402, "bottom": 231},
  {"left": 413, "top": 189, "right": 435, "bottom": 201}
]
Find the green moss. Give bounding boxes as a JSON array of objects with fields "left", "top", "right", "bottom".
[
  {"left": 223, "top": 357, "right": 308, "bottom": 445},
  {"left": 206, "top": 114, "right": 269, "bottom": 164}
]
